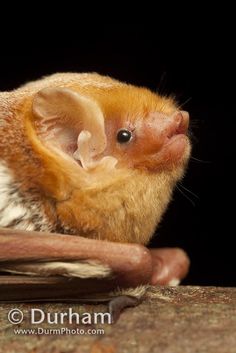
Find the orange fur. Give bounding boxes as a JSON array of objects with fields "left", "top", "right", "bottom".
[{"left": 0, "top": 73, "right": 191, "bottom": 244}]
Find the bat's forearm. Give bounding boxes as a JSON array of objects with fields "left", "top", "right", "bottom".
[{"left": 0, "top": 228, "right": 153, "bottom": 287}]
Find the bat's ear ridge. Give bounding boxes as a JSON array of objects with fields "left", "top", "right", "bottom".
[
  {"left": 32, "top": 87, "right": 110, "bottom": 170},
  {"left": 32, "top": 87, "right": 107, "bottom": 163}
]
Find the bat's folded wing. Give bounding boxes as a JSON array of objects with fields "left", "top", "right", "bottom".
[
  {"left": 0, "top": 228, "right": 153, "bottom": 301},
  {"left": 0, "top": 228, "right": 190, "bottom": 302}
]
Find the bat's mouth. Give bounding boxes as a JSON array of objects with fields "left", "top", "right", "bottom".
[
  {"left": 163, "top": 134, "right": 190, "bottom": 161},
  {"left": 145, "top": 135, "right": 190, "bottom": 173}
]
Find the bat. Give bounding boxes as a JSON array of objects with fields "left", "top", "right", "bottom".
[{"left": 0, "top": 73, "right": 191, "bottom": 318}]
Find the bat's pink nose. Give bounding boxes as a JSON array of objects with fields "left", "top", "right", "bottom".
[
  {"left": 163, "top": 111, "right": 189, "bottom": 143},
  {"left": 172, "top": 111, "right": 189, "bottom": 135},
  {"left": 139, "top": 110, "right": 190, "bottom": 154}
]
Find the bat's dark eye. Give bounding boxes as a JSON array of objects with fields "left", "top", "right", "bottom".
[{"left": 117, "top": 129, "right": 132, "bottom": 143}]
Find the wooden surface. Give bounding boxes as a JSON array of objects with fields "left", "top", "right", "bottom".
[{"left": 0, "top": 286, "right": 235, "bottom": 353}]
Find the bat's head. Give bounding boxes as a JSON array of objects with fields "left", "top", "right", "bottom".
[
  {"left": 0, "top": 73, "right": 191, "bottom": 243},
  {"left": 102, "top": 102, "right": 190, "bottom": 173}
]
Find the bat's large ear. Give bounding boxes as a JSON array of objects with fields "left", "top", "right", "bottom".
[{"left": 32, "top": 87, "right": 112, "bottom": 169}]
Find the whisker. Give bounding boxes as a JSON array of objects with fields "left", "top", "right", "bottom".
[
  {"left": 178, "top": 97, "right": 192, "bottom": 109},
  {"left": 176, "top": 185, "right": 196, "bottom": 207},
  {"left": 190, "top": 156, "right": 212, "bottom": 164},
  {"left": 178, "top": 183, "right": 199, "bottom": 200},
  {"left": 156, "top": 71, "right": 167, "bottom": 94},
  {"left": 189, "top": 119, "right": 201, "bottom": 128}
]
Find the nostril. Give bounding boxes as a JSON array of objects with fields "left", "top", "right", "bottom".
[
  {"left": 174, "top": 111, "right": 189, "bottom": 134},
  {"left": 173, "top": 111, "right": 184, "bottom": 125}
]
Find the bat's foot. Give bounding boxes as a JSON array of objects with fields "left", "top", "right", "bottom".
[
  {"left": 150, "top": 248, "right": 190, "bottom": 285},
  {"left": 108, "top": 295, "right": 141, "bottom": 323}
]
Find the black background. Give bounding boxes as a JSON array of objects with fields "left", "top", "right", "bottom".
[{"left": 0, "top": 19, "right": 235, "bottom": 286}]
